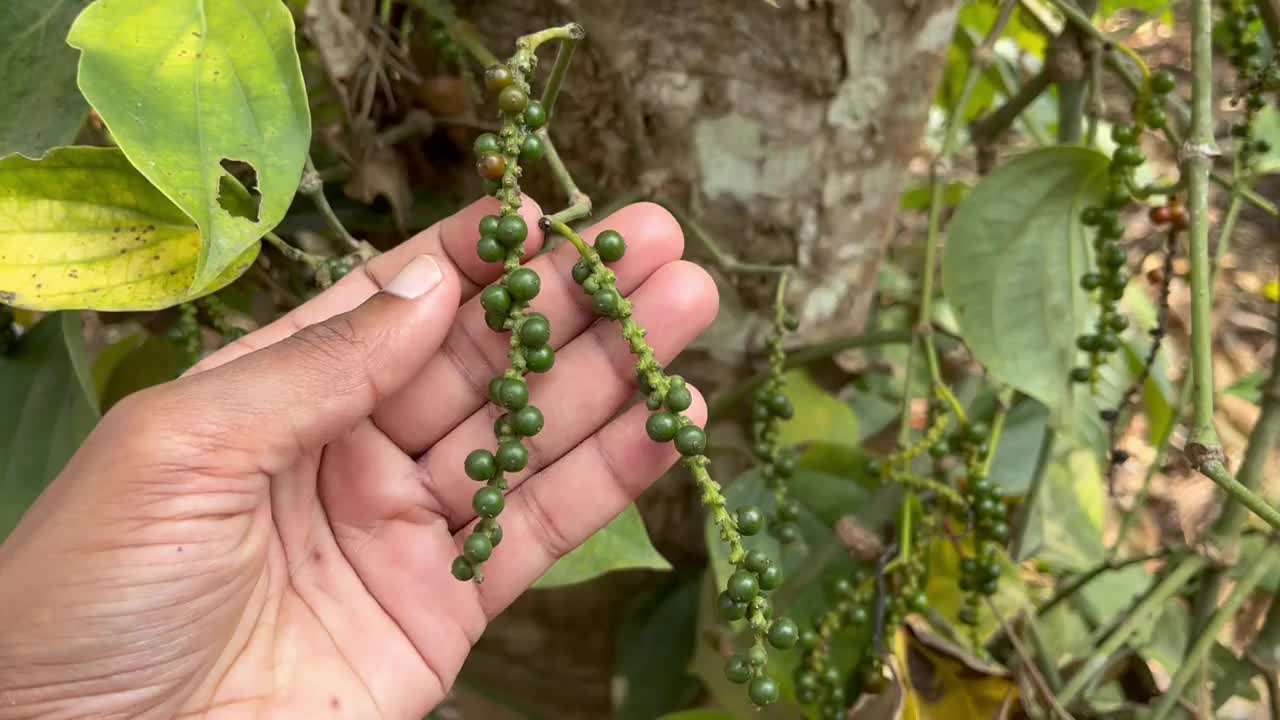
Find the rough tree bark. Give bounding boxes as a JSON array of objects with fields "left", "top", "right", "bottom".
[{"left": 446, "top": 1, "right": 960, "bottom": 717}]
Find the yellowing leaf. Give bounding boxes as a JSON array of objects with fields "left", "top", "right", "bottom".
[
  {"left": 923, "top": 536, "right": 1032, "bottom": 646},
  {"left": 0, "top": 147, "right": 257, "bottom": 310},
  {"left": 896, "top": 628, "right": 1018, "bottom": 719},
  {"left": 1264, "top": 280, "right": 1279, "bottom": 303},
  {"left": 777, "top": 369, "right": 859, "bottom": 447},
  {"left": 67, "top": 0, "right": 310, "bottom": 294}
]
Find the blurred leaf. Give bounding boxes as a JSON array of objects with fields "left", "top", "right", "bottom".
[
  {"left": 1224, "top": 370, "right": 1265, "bottom": 405},
  {"left": 986, "top": 399, "right": 1048, "bottom": 496},
  {"left": 534, "top": 504, "right": 669, "bottom": 588},
  {"left": 1016, "top": 446, "right": 1106, "bottom": 571},
  {"left": 68, "top": 0, "right": 310, "bottom": 293},
  {"left": 616, "top": 577, "right": 702, "bottom": 720},
  {"left": 943, "top": 147, "right": 1109, "bottom": 420},
  {"left": 777, "top": 370, "right": 859, "bottom": 448},
  {"left": 1100, "top": 0, "right": 1174, "bottom": 16},
  {"left": 924, "top": 537, "right": 1032, "bottom": 646},
  {"left": 896, "top": 626, "right": 1019, "bottom": 718},
  {"left": 0, "top": 147, "right": 257, "bottom": 310},
  {"left": 0, "top": 312, "right": 99, "bottom": 538},
  {"left": 100, "top": 336, "right": 184, "bottom": 410},
  {"left": 0, "top": 0, "right": 92, "bottom": 157},
  {"left": 1123, "top": 341, "right": 1175, "bottom": 443},
  {"left": 900, "top": 182, "right": 970, "bottom": 211},
  {"left": 91, "top": 331, "right": 147, "bottom": 401},
  {"left": 658, "top": 712, "right": 735, "bottom": 720}
]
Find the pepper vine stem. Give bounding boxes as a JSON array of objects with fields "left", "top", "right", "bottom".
[
  {"left": 262, "top": 231, "right": 325, "bottom": 271},
  {"left": 539, "top": 30, "right": 581, "bottom": 120},
  {"left": 299, "top": 156, "right": 376, "bottom": 260},
  {"left": 409, "top": 0, "right": 500, "bottom": 67}
]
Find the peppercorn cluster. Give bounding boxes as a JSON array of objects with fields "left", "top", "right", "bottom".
[
  {"left": 1071, "top": 71, "right": 1174, "bottom": 387},
  {"left": 451, "top": 59, "right": 551, "bottom": 583},
  {"left": 751, "top": 295, "right": 801, "bottom": 544},
  {"left": 168, "top": 303, "right": 202, "bottom": 369},
  {"left": 1219, "top": 1, "right": 1272, "bottom": 169},
  {"left": 550, "top": 219, "right": 795, "bottom": 707},
  {"left": 795, "top": 572, "right": 878, "bottom": 719}
]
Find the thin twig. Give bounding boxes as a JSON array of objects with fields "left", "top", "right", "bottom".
[
  {"left": 1035, "top": 546, "right": 1185, "bottom": 618},
  {"left": 298, "top": 157, "right": 376, "bottom": 259}
]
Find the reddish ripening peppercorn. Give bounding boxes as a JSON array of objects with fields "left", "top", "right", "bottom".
[{"left": 476, "top": 154, "right": 506, "bottom": 181}]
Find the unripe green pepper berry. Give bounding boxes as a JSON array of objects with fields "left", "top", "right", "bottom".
[
  {"left": 479, "top": 214, "right": 500, "bottom": 237},
  {"left": 990, "top": 521, "right": 1010, "bottom": 542},
  {"left": 645, "top": 411, "right": 680, "bottom": 442},
  {"left": 477, "top": 236, "right": 505, "bottom": 263},
  {"left": 674, "top": 425, "right": 707, "bottom": 456},
  {"left": 1150, "top": 70, "right": 1176, "bottom": 94},
  {"left": 850, "top": 604, "right": 869, "bottom": 625},
  {"left": 665, "top": 384, "right": 693, "bottom": 412},
  {"left": 523, "top": 100, "right": 548, "bottom": 129},
  {"left": 1107, "top": 314, "right": 1130, "bottom": 332},
  {"left": 463, "top": 532, "right": 493, "bottom": 563},
  {"left": 498, "top": 86, "right": 529, "bottom": 114},
  {"left": 488, "top": 376, "right": 505, "bottom": 404},
  {"left": 726, "top": 569, "right": 759, "bottom": 602},
  {"left": 758, "top": 564, "right": 783, "bottom": 590},
  {"left": 464, "top": 449, "right": 497, "bottom": 481},
  {"left": 748, "top": 676, "right": 780, "bottom": 706},
  {"left": 485, "top": 311, "right": 508, "bottom": 333},
  {"left": 525, "top": 345, "right": 555, "bottom": 373},
  {"left": 498, "top": 378, "right": 529, "bottom": 409},
  {"left": 481, "top": 285, "right": 513, "bottom": 315},
  {"left": 507, "top": 268, "right": 541, "bottom": 302},
  {"left": 473, "top": 486, "right": 505, "bottom": 517},
  {"left": 774, "top": 522, "right": 799, "bottom": 545},
  {"left": 484, "top": 65, "right": 513, "bottom": 93},
  {"left": 767, "top": 618, "right": 799, "bottom": 649},
  {"left": 451, "top": 557, "right": 475, "bottom": 581},
  {"left": 496, "top": 439, "right": 529, "bottom": 472},
  {"left": 478, "top": 517, "right": 503, "bottom": 546},
  {"left": 736, "top": 506, "right": 765, "bottom": 535},
  {"left": 473, "top": 133, "right": 501, "bottom": 157},
  {"left": 907, "top": 590, "right": 929, "bottom": 613},
  {"left": 592, "top": 287, "right": 621, "bottom": 317},
  {"left": 1115, "top": 144, "right": 1146, "bottom": 167},
  {"left": 724, "top": 655, "right": 751, "bottom": 684},
  {"left": 744, "top": 549, "right": 770, "bottom": 574},
  {"left": 496, "top": 214, "right": 528, "bottom": 248},
  {"left": 582, "top": 277, "right": 600, "bottom": 295},
  {"left": 1070, "top": 367, "right": 1092, "bottom": 383},
  {"left": 1080, "top": 272, "right": 1102, "bottom": 291},
  {"left": 520, "top": 134, "right": 546, "bottom": 162},
  {"left": 747, "top": 644, "right": 768, "bottom": 666},
  {"left": 717, "top": 591, "right": 747, "bottom": 621},
  {"left": 519, "top": 313, "right": 551, "bottom": 347},
  {"left": 571, "top": 261, "right": 591, "bottom": 284},
  {"left": 511, "top": 405, "right": 544, "bottom": 436},
  {"left": 594, "top": 230, "right": 626, "bottom": 262},
  {"left": 494, "top": 412, "right": 513, "bottom": 437},
  {"left": 1111, "top": 124, "right": 1139, "bottom": 146}
]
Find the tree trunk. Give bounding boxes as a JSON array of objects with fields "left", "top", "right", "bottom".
[{"left": 449, "top": 1, "right": 959, "bottom": 717}]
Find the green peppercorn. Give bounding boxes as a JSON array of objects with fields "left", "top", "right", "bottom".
[
  {"left": 776, "top": 453, "right": 797, "bottom": 477},
  {"left": 665, "top": 384, "right": 693, "bottom": 412},
  {"left": 748, "top": 675, "right": 780, "bottom": 706},
  {"left": 498, "top": 86, "right": 529, "bottom": 114},
  {"left": 482, "top": 178, "right": 501, "bottom": 197},
  {"left": 477, "top": 236, "right": 505, "bottom": 263},
  {"left": 724, "top": 655, "right": 752, "bottom": 684},
  {"left": 571, "top": 261, "right": 591, "bottom": 284},
  {"left": 451, "top": 557, "right": 475, "bottom": 581},
  {"left": 520, "top": 134, "right": 546, "bottom": 162},
  {"left": 744, "top": 549, "right": 771, "bottom": 574},
  {"left": 1112, "top": 124, "right": 1139, "bottom": 146},
  {"left": 496, "top": 439, "right": 528, "bottom": 472},
  {"left": 525, "top": 345, "right": 555, "bottom": 373},
  {"left": 1081, "top": 207, "right": 1103, "bottom": 226},
  {"left": 1069, "top": 366, "right": 1092, "bottom": 383},
  {"left": 588, "top": 286, "right": 619, "bottom": 315},
  {"left": 1080, "top": 272, "right": 1103, "bottom": 291},
  {"left": 908, "top": 591, "right": 928, "bottom": 613},
  {"left": 777, "top": 498, "right": 801, "bottom": 522},
  {"left": 758, "top": 564, "right": 783, "bottom": 590},
  {"left": 464, "top": 449, "right": 497, "bottom": 481},
  {"left": 990, "top": 521, "right": 1010, "bottom": 542},
  {"left": 674, "top": 425, "right": 706, "bottom": 456},
  {"left": 481, "top": 285, "right": 513, "bottom": 316},
  {"left": 498, "top": 378, "right": 529, "bottom": 409},
  {"left": 473, "top": 133, "right": 502, "bottom": 157},
  {"left": 726, "top": 569, "right": 759, "bottom": 602},
  {"left": 524, "top": 100, "right": 548, "bottom": 129},
  {"left": 800, "top": 629, "right": 820, "bottom": 649},
  {"left": 767, "top": 618, "right": 798, "bottom": 649},
  {"left": 478, "top": 518, "right": 503, "bottom": 546},
  {"left": 1105, "top": 188, "right": 1131, "bottom": 209},
  {"left": 594, "top": 230, "right": 627, "bottom": 262},
  {"left": 484, "top": 65, "right": 514, "bottom": 93},
  {"left": 476, "top": 154, "right": 506, "bottom": 181},
  {"left": 718, "top": 591, "right": 747, "bottom": 621},
  {"left": 959, "top": 606, "right": 978, "bottom": 625},
  {"left": 1077, "top": 334, "right": 1101, "bottom": 352},
  {"left": 511, "top": 405, "right": 544, "bottom": 436},
  {"left": 774, "top": 522, "right": 799, "bottom": 545},
  {"left": 473, "top": 486, "right": 505, "bottom": 518},
  {"left": 519, "top": 313, "right": 551, "bottom": 347},
  {"left": 496, "top": 214, "right": 528, "bottom": 248},
  {"left": 1150, "top": 70, "right": 1176, "bottom": 94},
  {"left": 507, "top": 268, "right": 541, "bottom": 301},
  {"left": 488, "top": 376, "right": 505, "bottom": 403},
  {"left": 1115, "top": 144, "right": 1146, "bottom": 167},
  {"left": 1097, "top": 333, "right": 1120, "bottom": 353},
  {"left": 463, "top": 532, "right": 493, "bottom": 563},
  {"left": 645, "top": 411, "right": 679, "bottom": 442},
  {"left": 485, "top": 311, "right": 508, "bottom": 333},
  {"left": 1107, "top": 314, "right": 1130, "bottom": 332},
  {"left": 736, "top": 506, "right": 765, "bottom": 535}
]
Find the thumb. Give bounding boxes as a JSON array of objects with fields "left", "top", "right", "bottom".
[{"left": 162, "top": 254, "right": 459, "bottom": 471}]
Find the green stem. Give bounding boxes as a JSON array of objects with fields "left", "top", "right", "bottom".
[
  {"left": 262, "top": 231, "right": 325, "bottom": 271},
  {"left": 1057, "top": 555, "right": 1206, "bottom": 705},
  {"left": 1009, "top": 425, "right": 1055, "bottom": 561},
  {"left": 1198, "top": 460, "right": 1280, "bottom": 531},
  {"left": 541, "top": 129, "right": 592, "bottom": 226},
  {"left": 972, "top": 70, "right": 1052, "bottom": 148},
  {"left": 410, "top": 0, "right": 501, "bottom": 67},
  {"left": 299, "top": 157, "right": 374, "bottom": 258},
  {"left": 1185, "top": 0, "right": 1220, "bottom": 451},
  {"left": 651, "top": 197, "right": 791, "bottom": 275},
  {"left": 540, "top": 32, "right": 581, "bottom": 120},
  {"left": 1036, "top": 547, "right": 1184, "bottom": 618},
  {"left": 1055, "top": 0, "right": 1098, "bottom": 144},
  {"left": 1150, "top": 549, "right": 1280, "bottom": 719}
]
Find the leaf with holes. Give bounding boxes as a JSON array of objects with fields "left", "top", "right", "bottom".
[
  {"left": 0, "top": 0, "right": 93, "bottom": 157},
  {"left": 533, "top": 504, "right": 670, "bottom": 589},
  {"left": 0, "top": 312, "right": 99, "bottom": 539},
  {"left": 0, "top": 147, "right": 257, "bottom": 310},
  {"left": 943, "top": 147, "right": 1109, "bottom": 419},
  {"left": 67, "top": 0, "right": 310, "bottom": 294}
]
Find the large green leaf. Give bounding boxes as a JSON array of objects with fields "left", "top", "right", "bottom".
[
  {"left": 533, "top": 504, "right": 670, "bottom": 588},
  {"left": 1016, "top": 445, "right": 1106, "bottom": 570},
  {"left": 0, "top": 312, "right": 99, "bottom": 538},
  {"left": 943, "top": 147, "right": 1109, "bottom": 416},
  {"left": 100, "top": 335, "right": 183, "bottom": 410},
  {"left": 0, "top": 147, "right": 257, "bottom": 310},
  {"left": 776, "top": 370, "right": 859, "bottom": 448},
  {"left": 67, "top": 0, "right": 310, "bottom": 293},
  {"left": 0, "top": 0, "right": 92, "bottom": 157},
  {"left": 615, "top": 578, "right": 702, "bottom": 720}
]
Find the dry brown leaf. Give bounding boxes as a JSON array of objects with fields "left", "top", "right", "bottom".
[
  {"left": 305, "top": 0, "right": 367, "bottom": 82},
  {"left": 343, "top": 147, "right": 412, "bottom": 233}
]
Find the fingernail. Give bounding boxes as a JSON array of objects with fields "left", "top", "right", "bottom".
[{"left": 385, "top": 255, "right": 444, "bottom": 299}]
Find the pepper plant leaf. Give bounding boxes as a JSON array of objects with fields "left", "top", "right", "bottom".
[{"left": 0, "top": 0, "right": 92, "bottom": 157}]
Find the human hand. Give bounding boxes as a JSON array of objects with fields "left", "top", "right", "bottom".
[{"left": 0, "top": 200, "right": 717, "bottom": 720}]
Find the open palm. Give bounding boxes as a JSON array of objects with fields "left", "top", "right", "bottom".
[{"left": 0, "top": 200, "right": 716, "bottom": 720}]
